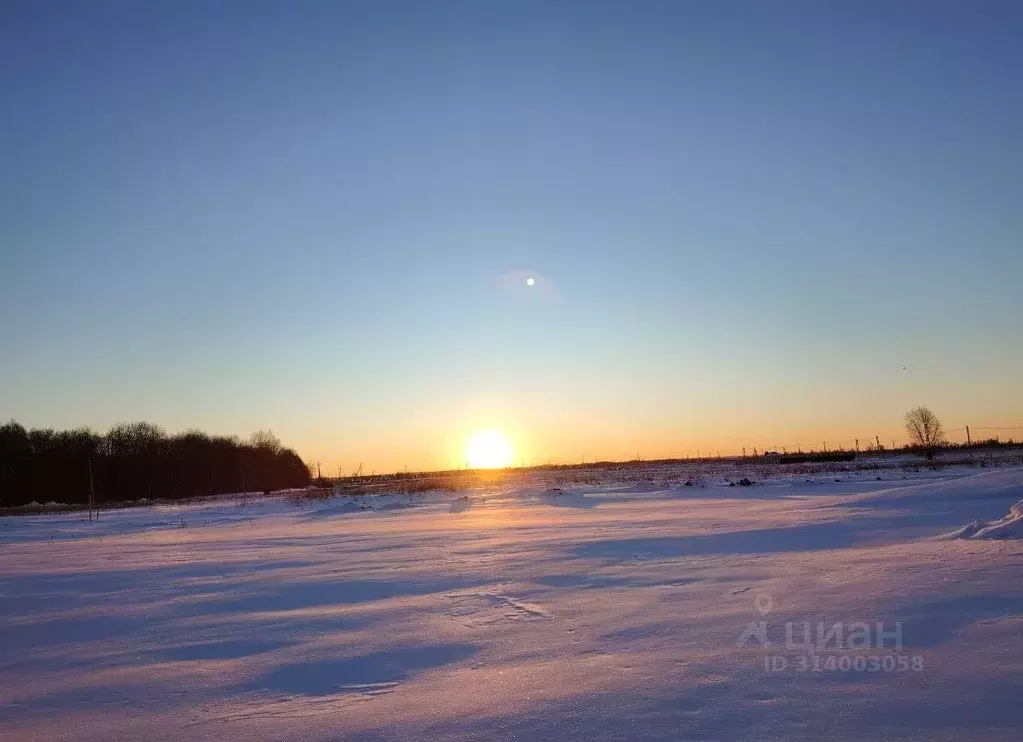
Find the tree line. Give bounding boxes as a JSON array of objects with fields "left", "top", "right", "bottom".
[{"left": 0, "top": 421, "right": 310, "bottom": 508}]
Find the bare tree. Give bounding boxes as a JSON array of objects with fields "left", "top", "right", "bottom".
[
  {"left": 904, "top": 406, "right": 944, "bottom": 459},
  {"left": 250, "top": 429, "right": 282, "bottom": 455}
]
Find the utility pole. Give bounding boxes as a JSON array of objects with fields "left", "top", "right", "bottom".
[
  {"left": 88, "top": 457, "right": 95, "bottom": 521},
  {"left": 875, "top": 434, "right": 881, "bottom": 450},
  {"left": 742, "top": 447, "right": 746, "bottom": 459},
  {"left": 966, "top": 425, "right": 971, "bottom": 445},
  {"left": 823, "top": 441, "right": 827, "bottom": 453},
  {"left": 855, "top": 438, "right": 859, "bottom": 452}
]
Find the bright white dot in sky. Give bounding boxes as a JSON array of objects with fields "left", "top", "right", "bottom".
[{"left": 526, "top": 277, "right": 535, "bottom": 286}]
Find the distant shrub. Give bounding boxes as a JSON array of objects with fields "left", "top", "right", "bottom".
[{"left": 402, "top": 477, "right": 470, "bottom": 494}]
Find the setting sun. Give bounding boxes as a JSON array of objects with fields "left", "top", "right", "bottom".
[{"left": 464, "top": 429, "right": 514, "bottom": 469}]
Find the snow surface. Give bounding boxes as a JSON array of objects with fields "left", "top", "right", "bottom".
[{"left": 3, "top": 466, "right": 1023, "bottom": 740}]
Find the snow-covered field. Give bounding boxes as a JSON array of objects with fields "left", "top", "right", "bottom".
[{"left": 3, "top": 465, "right": 1023, "bottom": 740}]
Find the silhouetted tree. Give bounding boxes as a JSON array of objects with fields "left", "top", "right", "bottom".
[
  {"left": 250, "top": 429, "right": 282, "bottom": 454},
  {"left": 0, "top": 421, "right": 30, "bottom": 507},
  {"left": 0, "top": 421, "right": 309, "bottom": 508},
  {"left": 904, "top": 406, "right": 944, "bottom": 460}
]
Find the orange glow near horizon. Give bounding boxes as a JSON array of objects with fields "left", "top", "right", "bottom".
[{"left": 293, "top": 397, "right": 1023, "bottom": 475}]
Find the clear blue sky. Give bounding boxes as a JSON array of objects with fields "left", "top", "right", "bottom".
[{"left": 2, "top": 0, "right": 1021, "bottom": 471}]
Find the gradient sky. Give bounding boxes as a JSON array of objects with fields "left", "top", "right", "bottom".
[{"left": 2, "top": 0, "right": 1022, "bottom": 472}]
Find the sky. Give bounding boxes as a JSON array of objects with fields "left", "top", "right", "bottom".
[{"left": 2, "top": 0, "right": 1022, "bottom": 472}]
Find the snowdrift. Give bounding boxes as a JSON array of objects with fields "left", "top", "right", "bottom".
[{"left": 944, "top": 498, "right": 1023, "bottom": 540}]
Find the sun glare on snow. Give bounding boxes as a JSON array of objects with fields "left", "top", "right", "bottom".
[{"left": 465, "top": 429, "right": 514, "bottom": 469}]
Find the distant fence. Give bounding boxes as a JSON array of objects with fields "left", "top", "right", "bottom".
[{"left": 777, "top": 452, "right": 857, "bottom": 464}]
